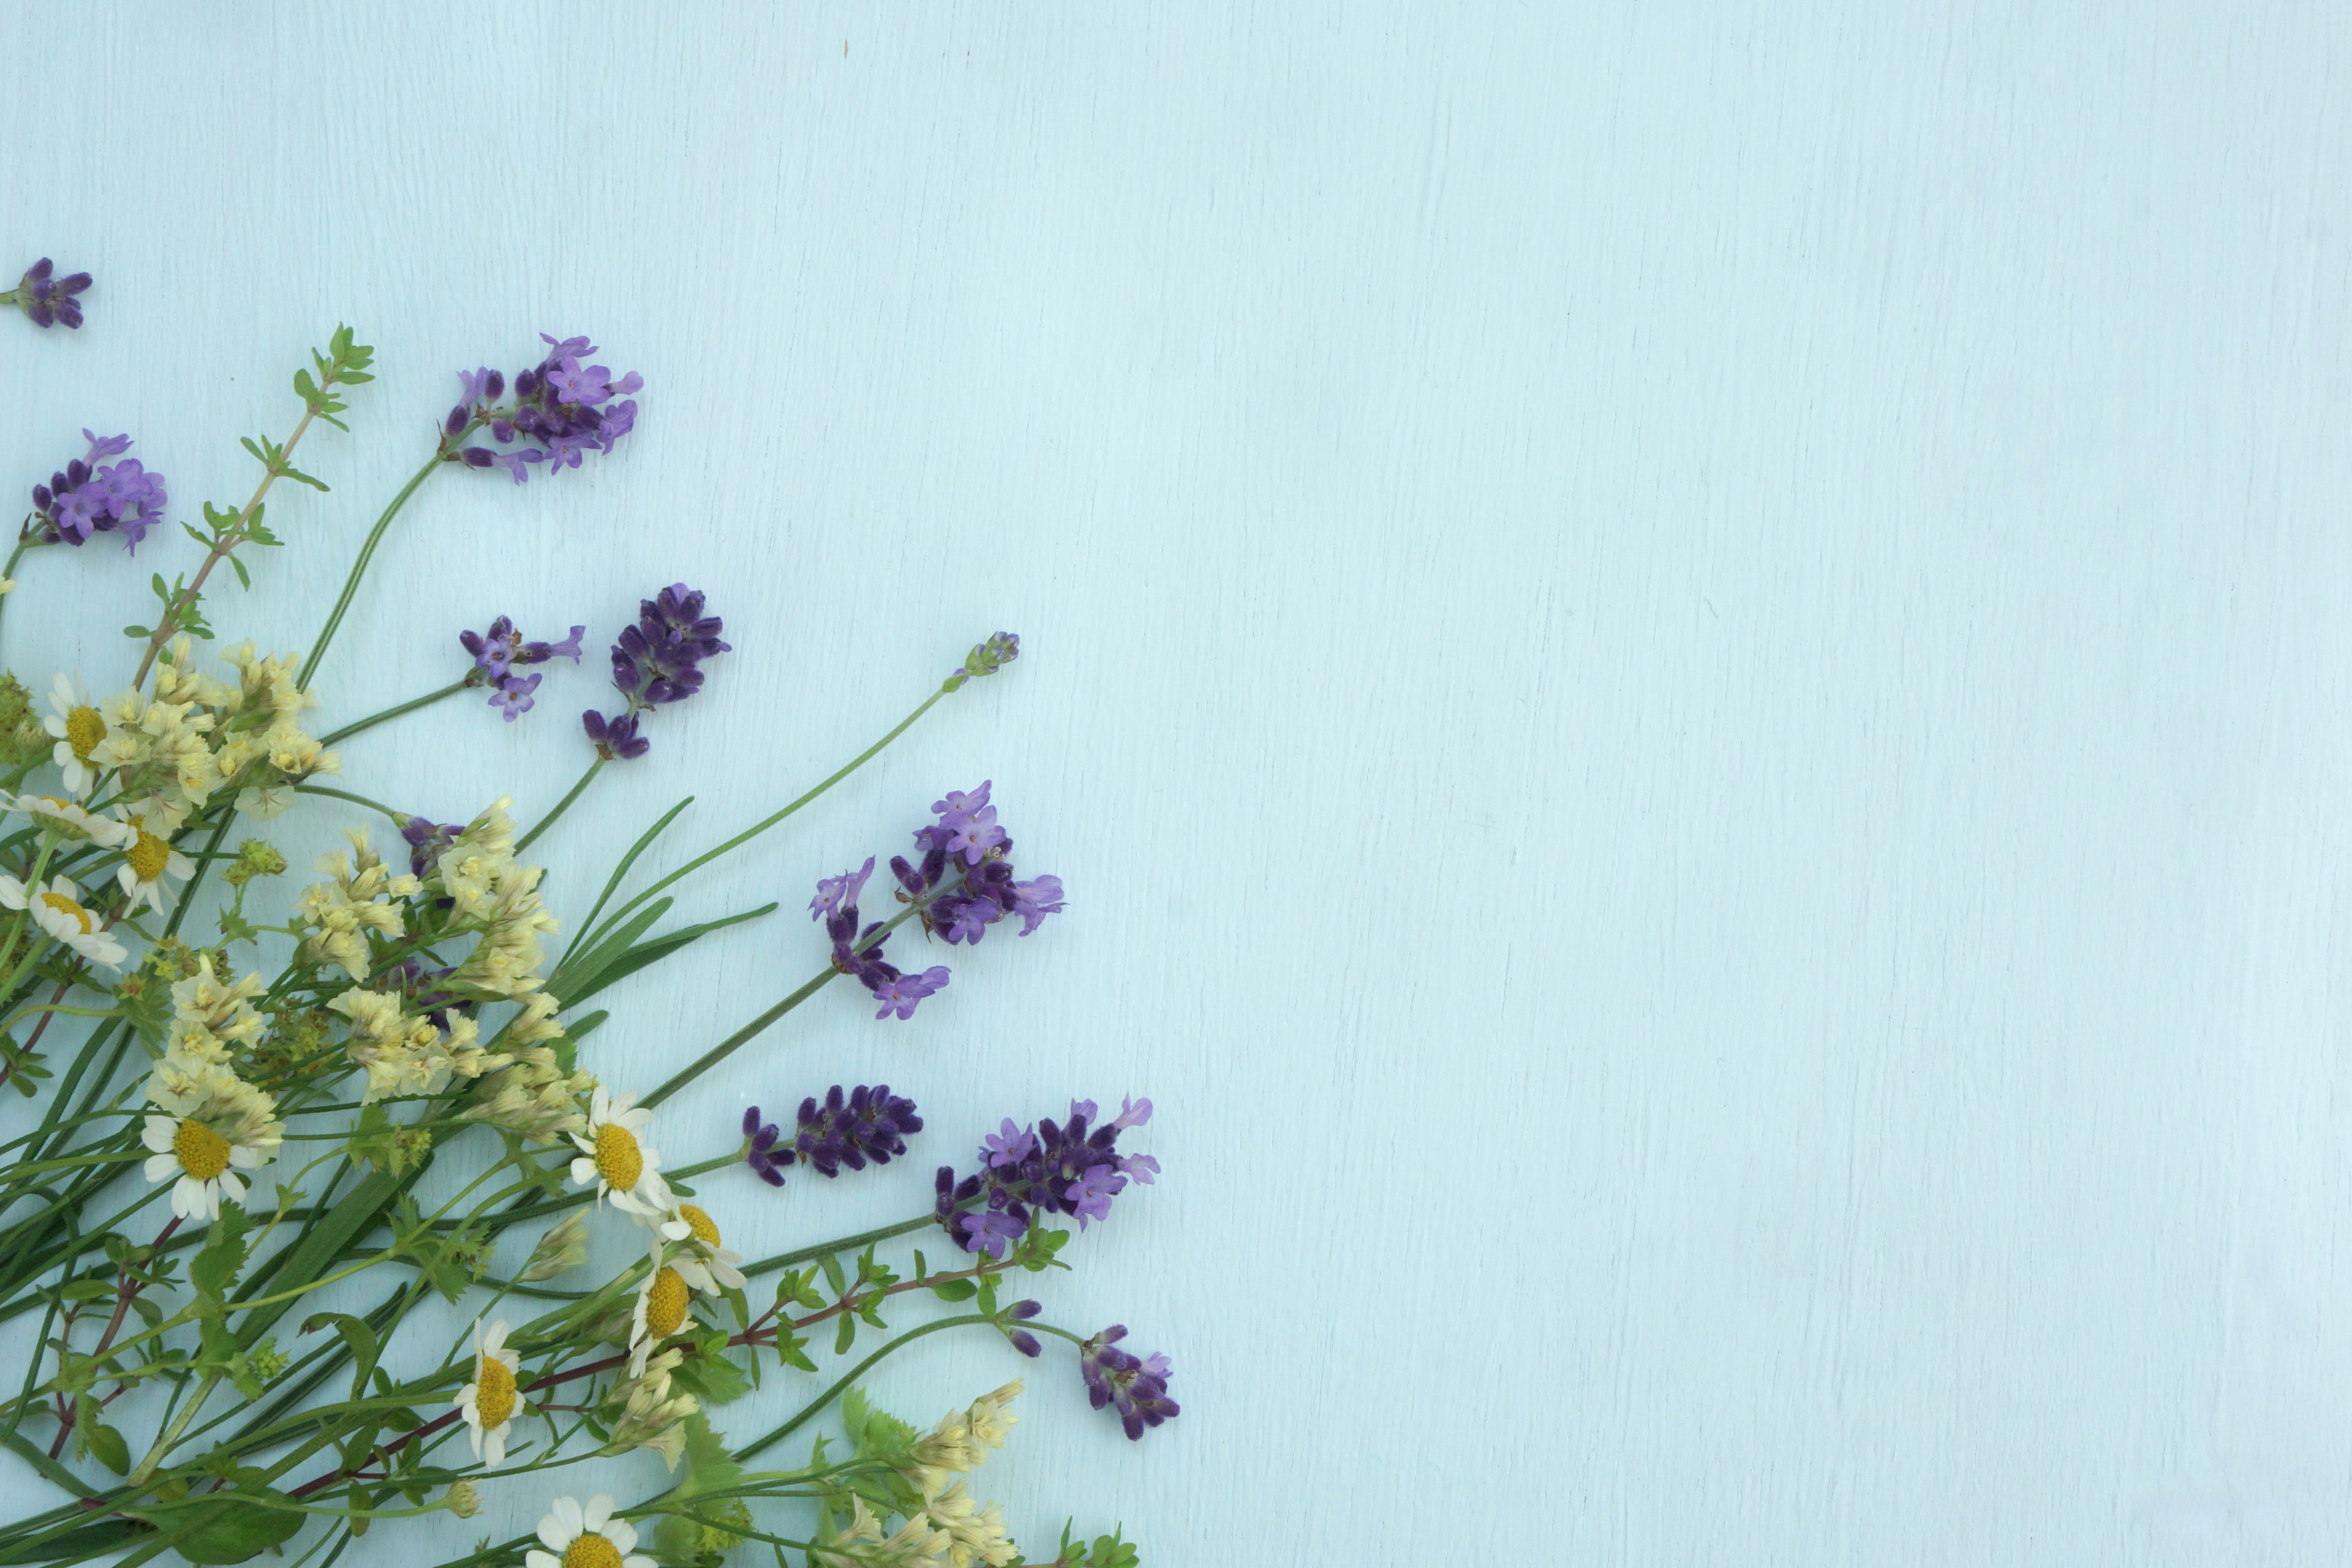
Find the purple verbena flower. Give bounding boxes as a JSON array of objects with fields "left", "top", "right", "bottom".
[
  {"left": 29, "top": 431, "right": 167, "bottom": 552},
  {"left": 810, "top": 858, "right": 875, "bottom": 922},
  {"left": 582, "top": 709, "right": 649, "bottom": 761},
  {"left": 870, "top": 966, "right": 950, "bottom": 1022},
  {"left": 742, "top": 1106, "right": 785, "bottom": 1186},
  {"left": 1079, "top": 1325, "right": 1180, "bottom": 1441},
  {"left": 448, "top": 333, "right": 640, "bottom": 482},
  {"left": 983, "top": 1119, "right": 1037, "bottom": 1169},
  {"left": 10, "top": 258, "right": 91, "bottom": 330},
  {"left": 489, "top": 672, "right": 540, "bottom": 720}
]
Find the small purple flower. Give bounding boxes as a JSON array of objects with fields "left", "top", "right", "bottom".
[
  {"left": 742, "top": 1106, "right": 786, "bottom": 1186},
  {"left": 810, "top": 858, "right": 875, "bottom": 922},
  {"left": 29, "top": 431, "right": 167, "bottom": 552},
  {"left": 870, "top": 966, "right": 950, "bottom": 1022},
  {"left": 755, "top": 1084, "right": 924, "bottom": 1180},
  {"left": 1008, "top": 875, "right": 1066, "bottom": 935},
  {"left": 399, "top": 816, "right": 464, "bottom": 879},
  {"left": 983, "top": 1120, "right": 1037, "bottom": 1169},
  {"left": 448, "top": 333, "right": 641, "bottom": 482},
  {"left": 582, "top": 709, "right": 649, "bottom": 761},
  {"left": 1005, "top": 1297, "right": 1044, "bottom": 1357},
  {"left": 489, "top": 672, "right": 540, "bottom": 720},
  {"left": 1079, "top": 1325, "right": 1180, "bottom": 1441},
  {"left": 1121, "top": 1152, "right": 1161, "bottom": 1185},
  {"left": 1066, "top": 1165, "right": 1126, "bottom": 1230},
  {"left": 10, "top": 258, "right": 91, "bottom": 330},
  {"left": 944, "top": 631, "right": 1020, "bottom": 692},
  {"left": 1110, "top": 1096, "right": 1152, "bottom": 1132},
  {"left": 932, "top": 782, "right": 992, "bottom": 830},
  {"left": 960, "top": 1209, "right": 1027, "bottom": 1261}
]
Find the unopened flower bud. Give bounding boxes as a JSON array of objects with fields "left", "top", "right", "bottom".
[
  {"left": 443, "top": 1480, "right": 480, "bottom": 1518},
  {"left": 519, "top": 1209, "right": 590, "bottom": 1282}
]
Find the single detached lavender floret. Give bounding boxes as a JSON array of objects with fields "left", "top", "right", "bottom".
[
  {"left": 29, "top": 431, "right": 167, "bottom": 552},
  {"left": 582, "top": 710, "right": 649, "bottom": 761},
  {"left": 10, "top": 258, "right": 91, "bottom": 329},
  {"left": 870, "top": 967, "right": 951, "bottom": 1022}
]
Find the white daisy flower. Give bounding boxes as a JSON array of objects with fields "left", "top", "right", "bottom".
[
  {"left": 454, "top": 1317, "right": 523, "bottom": 1468},
  {"left": 655, "top": 1201, "right": 746, "bottom": 1296},
  {"left": 12, "top": 793, "right": 131, "bottom": 848},
  {"left": 113, "top": 805, "right": 194, "bottom": 918},
  {"left": 138, "top": 1063, "right": 279, "bottom": 1222},
  {"left": 524, "top": 1494, "right": 653, "bottom": 1568},
  {"left": 566, "top": 1086, "right": 671, "bottom": 1218},
  {"left": 0, "top": 874, "right": 126, "bottom": 968},
  {"left": 42, "top": 674, "right": 111, "bottom": 795},
  {"left": 626, "top": 1234, "right": 696, "bottom": 1378}
]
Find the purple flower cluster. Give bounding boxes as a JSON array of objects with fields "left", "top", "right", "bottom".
[
  {"left": 459, "top": 616, "right": 584, "bottom": 722},
  {"left": 29, "top": 431, "right": 166, "bottom": 552},
  {"left": 445, "top": 333, "right": 641, "bottom": 484},
  {"left": 582, "top": 584, "right": 729, "bottom": 763},
  {"left": 815, "top": 856, "right": 951, "bottom": 1020},
  {"left": 890, "top": 780, "right": 1065, "bottom": 946},
  {"left": 933, "top": 1096, "right": 1158, "bottom": 1260},
  {"left": 740, "top": 1085, "right": 922, "bottom": 1187},
  {"left": 943, "top": 630, "right": 1020, "bottom": 692},
  {"left": 1079, "top": 1325, "right": 1179, "bottom": 1441},
  {"left": 398, "top": 815, "right": 464, "bottom": 878},
  {"left": 10, "top": 259, "right": 90, "bottom": 330}
]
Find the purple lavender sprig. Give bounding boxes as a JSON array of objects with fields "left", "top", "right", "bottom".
[
  {"left": 741, "top": 1086, "right": 922, "bottom": 1186},
  {"left": 581, "top": 583, "right": 730, "bottom": 761},
  {"left": 6, "top": 259, "right": 91, "bottom": 330},
  {"left": 442, "top": 333, "right": 641, "bottom": 484},
  {"left": 28, "top": 431, "right": 166, "bottom": 552},
  {"left": 933, "top": 1095, "right": 1156, "bottom": 1260},
  {"left": 459, "top": 615, "right": 585, "bottom": 722},
  {"left": 1078, "top": 1325, "right": 1180, "bottom": 1441},
  {"left": 943, "top": 631, "right": 1020, "bottom": 692}
]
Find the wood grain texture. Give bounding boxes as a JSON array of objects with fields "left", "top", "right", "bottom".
[{"left": 4, "top": 2, "right": 2351, "bottom": 1561}]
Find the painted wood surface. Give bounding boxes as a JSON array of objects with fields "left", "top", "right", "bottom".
[{"left": 4, "top": 3, "right": 2351, "bottom": 1562}]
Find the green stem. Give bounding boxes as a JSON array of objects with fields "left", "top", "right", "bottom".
[
  {"left": 318, "top": 678, "right": 471, "bottom": 747},
  {"left": 735, "top": 1313, "right": 992, "bottom": 1461},
  {"left": 298, "top": 451, "right": 445, "bottom": 692},
  {"left": 293, "top": 783, "right": 407, "bottom": 824},
  {"left": 514, "top": 758, "right": 601, "bottom": 854}
]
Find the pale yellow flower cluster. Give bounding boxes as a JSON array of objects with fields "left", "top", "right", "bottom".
[
  {"left": 296, "top": 829, "right": 418, "bottom": 978},
  {"left": 601, "top": 1344, "right": 700, "bottom": 1470},
  {"left": 437, "top": 799, "right": 563, "bottom": 1000},
  {"left": 900, "top": 1382, "right": 1022, "bottom": 1499},
  {"left": 328, "top": 986, "right": 508, "bottom": 1104},
  {"left": 164, "top": 960, "right": 270, "bottom": 1063},
  {"left": 139, "top": 986, "right": 284, "bottom": 1224}
]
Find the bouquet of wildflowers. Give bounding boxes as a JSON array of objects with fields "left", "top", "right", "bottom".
[{"left": 0, "top": 263, "right": 1172, "bottom": 1568}]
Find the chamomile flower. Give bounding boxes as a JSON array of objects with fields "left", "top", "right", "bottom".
[
  {"left": 0, "top": 873, "right": 126, "bottom": 967},
  {"left": 12, "top": 793, "right": 130, "bottom": 848},
  {"left": 627, "top": 1234, "right": 696, "bottom": 1378},
  {"left": 113, "top": 805, "right": 194, "bottom": 917},
  {"left": 139, "top": 1061, "right": 281, "bottom": 1222},
  {"left": 524, "top": 1495, "right": 652, "bottom": 1568},
  {"left": 567, "top": 1085, "right": 670, "bottom": 1218},
  {"left": 42, "top": 674, "right": 111, "bottom": 794},
  {"left": 655, "top": 1201, "right": 746, "bottom": 1295},
  {"left": 454, "top": 1317, "right": 524, "bottom": 1468}
]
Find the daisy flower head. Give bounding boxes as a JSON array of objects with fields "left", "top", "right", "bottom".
[
  {"left": 455, "top": 1317, "right": 524, "bottom": 1467},
  {"left": 140, "top": 1061, "right": 280, "bottom": 1221},
  {"left": 13, "top": 793, "right": 131, "bottom": 849},
  {"left": 42, "top": 674, "right": 111, "bottom": 794},
  {"left": 567, "top": 1085, "right": 670, "bottom": 1218},
  {"left": 627, "top": 1233, "right": 696, "bottom": 1378},
  {"left": 0, "top": 873, "right": 126, "bottom": 968},
  {"left": 524, "top": 1495, "right": 652, "bottom": 1568},
  {"left": 655, "top": 1201, "right": 746, "bottom": 1296},
  {"left": 113, "top": 804, "right": 194, "bottom": 917}
]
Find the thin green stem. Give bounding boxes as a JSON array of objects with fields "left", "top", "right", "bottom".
[
  {"left": 293, "top": 783, "right": 407, "bottom": 824},
  {"left": 318, "top": 678, "right": 470, "bottom": 747},
  {"left": 514, "top": 758, "right": 601, "bottom": 854},
  {"left": 298, "top": 451, "right": 445, "bottom": 692}
]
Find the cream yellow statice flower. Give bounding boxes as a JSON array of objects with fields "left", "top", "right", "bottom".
[
  {"left": 91, "top": 690, "right": 219, "bottom": 809},
  {"left": 464, "top": 1039, "right": 593, "bottom": 1145},
  {"left": 601, "top": 1344, "right": 699, "bottom": 1470},
  {"left": 900, "top": 1383, "right": 1023, "bottom": 1500},
  {"left": 42, "top": 674, "right": 111, "bottom": 795},
  {"left": 113, "top": 802, "right": 195, "bottom": 917},
  {"left": 655, "top": 1201, "right": 746, "bottom": 1296},
  {"left": 568, "top": 1086, "right": 669, "bottom": 1218},
  {"left": 454, "top": 1317, "right": 523, "bottom": 1468},
  {"left": 524, "top": 1496, "right": 653, "bottom": 1568},
  {"left": 813, "top": 1499, "right": 952, "bottom": 1568},
  {"left": 0, "top": 874, "right": 126, "bottom": 967},
  {"left": 140, "top": 1058, "right": 282, "bottom": 1221},
  {"left": 328, "top": 986, "right": 508, "bottom": 1104},
  {"left": 298, "top": 829, "right": 418, "bottom": 978},
  {"left": 626, "top": 1234, "right": 695, "bottom": 1378},
  {"left": 925, "top": 1483, "right": 1019, "bottom": 1568},
  {"left": 165, "top": 958, "right": 270, "bottom": 1065}
]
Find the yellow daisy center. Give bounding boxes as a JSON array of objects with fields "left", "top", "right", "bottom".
[
  {"left": 592, "top": 1122, "right": 643, "bottom": 1191},
  {"left": 64, "top": 706, "right": 104, "bottom": 761},
  {"left": 173, "top": 1119, "right": 232, "bottom": 1180},
  {"left": 473, "top": 1355, "right": 516, "bottom": 1430},
  {"left": 563, "top": 1536, "right": 623, "bottom": 1568},
  {"left": 644, "top": 1266, "right": 689, "bottom": 1339},
  {"left": 678, "top": 1203, "right": 720, "bottom": 1247},
  {"left": 36, "top": 890, "right": 93, "bottom": 933},
  {"left": 126, "top": 829, "right": 172, "bottom": 883}
]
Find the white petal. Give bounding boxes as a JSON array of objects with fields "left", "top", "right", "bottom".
[
  {"left": 603, "top": 1518, "right": 637, "bottom": 1553},
  {"left": 467, "top": 1417, "right": 484, "bottom": 1458},
  {"left": 582, "top": 1495, "right": 613, "bottom": 1534},
  {"left": 483, "top": 1426, "right": 505, "bottom": 1468},
  {"left": 526, "top": 1553, "right": 560, "bottom": 1568},
  {"left": 454, "top": 1384, "right": 476, "bottom": 1415},
  {"left": 0, "top": 876, "right": 26, "bottom": 910},
  {"left": 217, "top": 1170, "right": 245, "bottom": 1204},
  {"left": 167, "top": 852, "right": 194, "bottom": 878},
  {"left": 230, "top": 1143, "right": 262, "bottom": 1169},
  {"left": 116, "top": 866, "right": 137, "bottom": 899},
  {"left": 142, "top": 1116, "right": 176, "bottom": 1152},
  {"left": 171, "top": 1177, "right": 199, "bottom": 1220},
  {"left": 616, "top": 1106, "right": 652, "bottom": 1133},
  {"left": 589, "top": 1085, "right": 611, "bottom": 1123},
  {"left": 143, "top": 1152, "right": 178, "bottom": 1183},
  {"left": 49, "top": 674, "right": 72, "bottom": 711},
  {"left": 541, "top": 1497, "right": 581, "bottom": 1550},
  {"left": 625, "top": 1558, "right": 655, "bottom": 1568}
]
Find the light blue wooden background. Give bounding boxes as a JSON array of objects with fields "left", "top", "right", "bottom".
[{"left": 5, "top": 2, "right": 2351, "bottom": 1562}]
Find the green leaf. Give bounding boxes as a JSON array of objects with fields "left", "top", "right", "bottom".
[
  {"left": 191, "top": 1206, "right": 251, "bottom": 1301},
  {"left": 669, "top": 1336, "right": 752, "bottom": 1406},
  {"left": 833, "top": 1313, "right": 856, "bottom": 1356},
  {"left": 818, "top": 1252, "right": 846, "bottom": 1297},
  {"left": 282, "top": 465, "right": 329, "bottom": 492},
  {"left": 928, "top": 1278, "right": 978, "bottom": 1302},
  {"left": 227, "top": 554, "right": 251, "bottom": 589},
  {"left": 121, "top": 625, "right": 149, "bottom": 640},
  {"left": 299, "top": 1311, "right": 380, "bottom": 1397},
  {"left": 292, "top": 368, "right": 318, "bottom": 402},
  {"left": 146, "top": 1493, "right": 304, "bottom": 1564},
  {"left": 83, "top": 1422, "right": 129, "bottom": 1476}
]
